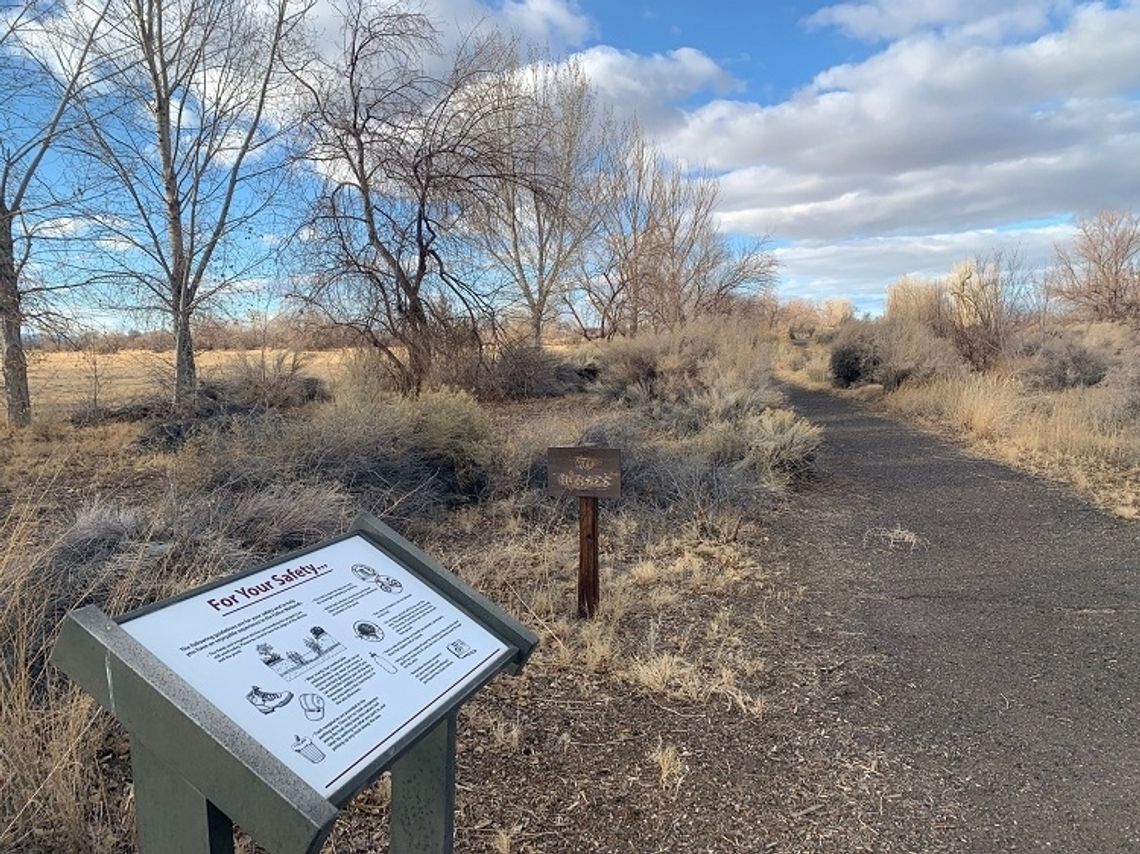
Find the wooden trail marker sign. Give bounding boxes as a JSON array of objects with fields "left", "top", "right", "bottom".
[
  {"left": 547, "top": 447, "right": 621, "bottom": 618},
  {"left": 51, "top": 512, "right": 537, "bottom": 854}
]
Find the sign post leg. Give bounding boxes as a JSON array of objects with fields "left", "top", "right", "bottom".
[
  {"left": 130, "top": 740, "right": 234, "bottom": 854},
  {"left": 390, "top": 712, "right": 457, "bottom": 854},
  {"left": 578, "top": 496, "right": 599, "bottom": 619}
]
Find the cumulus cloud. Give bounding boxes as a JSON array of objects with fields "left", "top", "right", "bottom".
[
  {"left": 418, "top": 0, "right": 591, "bottom": 53},
  {"left": 500, "top": 0, "right": 593, "bottom": 46},
  {"left": 516, "top": 1, "right": 1132, "bottom": 307},
  {"left": 572, "top": 44, "right": 741, "bottom": 132},
  {"left": 652, "top": 0, "right": 1140, "bottom": 250},
  {"left": 804, "top": 0, "right": 1069, "bottom": 42}
]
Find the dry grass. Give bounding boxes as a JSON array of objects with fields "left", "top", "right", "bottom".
[
  {"left": 2, "top": 322, "right": 824, "bottom": 852},
  {"left": 23, "top": 349, "right": 345, "bottom": 415},
  {"left": 885, "top": 374, "right": 1023, "bottom": 441},
  {"left": 883, "top": 373, "right": 1140, "bottom": 515},
  {"left": 862, "top": 526, "right": 930, "bottom": 552},
  {"left": 647, "top": 738, "right": 686, "bottom": 793}
]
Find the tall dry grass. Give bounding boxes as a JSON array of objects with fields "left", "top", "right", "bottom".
[{"left": 884, "top": 373, "right": 1140, "bottom": 515}]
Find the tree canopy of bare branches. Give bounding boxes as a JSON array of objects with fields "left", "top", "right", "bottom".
[
  {"left": 468, "top": 57, "right": 606, "bottom": 343},
  {"left": 1051, "top": 210, "right": 1140, "bottom": 326},
  {"left": 946, "top": 249, "right": 1032, "bottom": 370},
  {"left": 69, "top": 0, "right": 309, "bottom": 406},
  {"left": 571, "top": 127, "right": 776, "bottom": 339},
  {"left": 289, "top": 2, "right": 549, "bottom": 393}
]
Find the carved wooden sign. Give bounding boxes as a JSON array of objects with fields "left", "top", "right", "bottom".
[{"left": 546, "top": 447, "right": 621, "bottom": 499}]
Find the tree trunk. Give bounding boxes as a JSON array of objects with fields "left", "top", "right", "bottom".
[
  {"left": 172, "top": 308, "right": 197, "bottom": 408},
  {"left": 0, "top": 210, "right": 32, "bottom": 427},
  {"left": 530, "top": 307, "right": 543, "bottom": 344}
]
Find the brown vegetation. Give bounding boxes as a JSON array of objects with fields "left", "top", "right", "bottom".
[{"left": 1, "top": 321, "right": 828, "bottom": 852}]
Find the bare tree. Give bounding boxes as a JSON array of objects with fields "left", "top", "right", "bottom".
[
  {"left": 0, "top": 0, "right": 113, "bottom": 426},
  {"left": 572, "top": 126, "right": 776, "bottom": 338},
  {"left": 70, "top": 0, "right": 309, "bottom": 406},
  {"left": 468, "top": 57, "right": 605, "bottom": 343},
  {"left": 946, "top": 249, "right": 1030, "bottom": 370},
  {"left": 1050, "top": 210, "right": 1140, "bottom": 325},
  {"left": 288, "top": 3, "right": 544, "bottom": 393}
]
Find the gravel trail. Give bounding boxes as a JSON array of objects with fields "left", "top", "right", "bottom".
[{"left": 778, "top": 384, "right": 1140, "bottom": 852}]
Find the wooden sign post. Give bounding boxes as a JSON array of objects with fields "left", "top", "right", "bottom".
[{"left": 547, "top": 447, "right": 621, "bottom": 619}]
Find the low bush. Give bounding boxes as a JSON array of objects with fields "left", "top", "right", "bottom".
[
  {"left": 699, "top": 408, "right": 822, "bottom": 486},
  {"left": 474, "top": 341, "right": 587, "bottom": 401},
  {"left": 219, "top": 350, "right": 332, "bottom": 409},
  {"left": 830, "top": 319, "right": 963, "bottom": 390},
  {"left": 1018, "top": 331, "right": 1108, "bottom": 390},
  {"left": 830, "top": 339, "right": 877, "bottom": 388},
  {"left": 593, "top": 319, "right": 771, "bottom": 408}
]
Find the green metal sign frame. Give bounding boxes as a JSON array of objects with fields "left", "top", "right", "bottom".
[{"left": 52, "top": 512, "right": 538, "bottom": 854}]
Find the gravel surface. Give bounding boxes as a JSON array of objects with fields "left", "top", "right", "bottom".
[{"left": 780, "top": 384, "right": 1140, "bottom": 852}]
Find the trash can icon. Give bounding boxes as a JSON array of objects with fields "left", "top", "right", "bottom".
[{"left": 292, "top": 736, "right": 325, "bottom": 763}]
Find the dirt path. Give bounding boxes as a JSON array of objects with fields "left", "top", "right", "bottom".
[{"left": 778, "top": 384, "right": 1140, "bottom": 851}]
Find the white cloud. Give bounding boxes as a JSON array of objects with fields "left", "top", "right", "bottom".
[
  {"left": 776, "top": 223, "right": 1076, "bottom": 309},
  {"left": 804, "top": 0, "right": 1069, "bottom": 42},
  {"left": 509, "top": 3, "right": 1140, "bottom": 305},
  {"left": 650, "top": 0, "right": 1140, "bottom": 251},
  {"left": 572, "top": 44, "right": 741, "bottom": 132},
  {"left": 416, "top": 0, "right": 592, "bottom": 53},
  {"left": 500, "top": 0, "right": 593, "bottom": 46}
]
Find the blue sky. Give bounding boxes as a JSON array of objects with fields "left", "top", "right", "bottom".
[
  {"left": 9, "top": 0, "right": 1138, "bottom": 320},
  {"left": 454, "top": 0, "right": 1140, "bottom": 312},
  {"left": 576, "top": 2, "right": 878, "bottom": 105}
]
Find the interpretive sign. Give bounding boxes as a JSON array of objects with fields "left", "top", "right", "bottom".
[
  {"left": 51, "top": 513, "right": 538, "bottom": 854},
  {"left": 120, "top": 534, "right": 511, "bottom": 798},
  {"left": 547, "top": 446, "right": 621, "bottom": 499}
]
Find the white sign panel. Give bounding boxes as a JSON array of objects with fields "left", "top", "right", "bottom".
[{"left": 121, "top": 534, "right": 510, "bottom": 798}]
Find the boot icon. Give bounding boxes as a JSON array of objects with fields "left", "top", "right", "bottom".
[{"left": 247, "top": 685, "right": 293, "bottom": 714}]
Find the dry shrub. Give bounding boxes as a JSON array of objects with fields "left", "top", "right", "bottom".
[
  {"left": 336, "top": 347, "right": 399, "bottom": 404},
  {"left": 217, "top": 350, "right": 331, "bottom": 409},
  {"left": 830, "top": 318, "right": 963, "bottom": 390},
  {"left": 885, "top": 276, "right": 951, "bottom": 333},
  {"left": 186, "top": 388, "right": 499, "bottom": 524},
  {"left": 593, "top": 317, "right": 769, "bottom": 407},
  {"left": 699, "top": 408, "right": 822, "bottom": 486},
  {"left": 473, "top": 340, "right": 586, "bottom": 401},
  {"left": 337, "top": 339, "right": 585, "bottom": 404},
  {"left": 886, "top": 374, "right": 1023, "bottom": 441}
]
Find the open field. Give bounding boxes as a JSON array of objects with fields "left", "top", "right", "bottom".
[{"left": 23, "top": 349, "right": 347, "bottom": 417}]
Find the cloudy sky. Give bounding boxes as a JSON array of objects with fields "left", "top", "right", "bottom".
[{"left": 430, "top": 0, "right": 1140, "bottom": 312}]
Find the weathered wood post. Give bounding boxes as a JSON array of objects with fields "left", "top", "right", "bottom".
[
  {"left": 547, "top": 447, "right": 621, "bottom": 619},
  {"left": 578, "top": 495, "right": 600, "bottom": 618}
]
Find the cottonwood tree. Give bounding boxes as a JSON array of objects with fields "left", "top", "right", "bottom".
[
  {"left": 1051, "top": 210, "right": 1140, "bottom": 325},
  {"left": 0, "top": 0, "right": 112, "bottom": 426},
  {"left": 572, "top": 127, "right": 776, "bottom": 338},
  {"left": 71, "top": 0, "right": 308, "bottom": 406},
  {"left": 289, "top": 4, "right": 546, "bottom": 393},
  {"left": 468, "top": 58, "right": 605, "bottom": 343}
]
